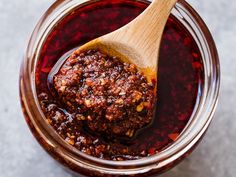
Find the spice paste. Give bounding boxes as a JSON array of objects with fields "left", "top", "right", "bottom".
[{"left": 52, "top": 49, "right": 155, "bottom": 137}]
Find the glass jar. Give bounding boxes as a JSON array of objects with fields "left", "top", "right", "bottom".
[{"left": 20, "top": 0, "right": 220, "bottom": 176}]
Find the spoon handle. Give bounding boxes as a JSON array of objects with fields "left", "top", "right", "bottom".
[{"left": 103, "top": 0, "right": 178, "bottom": 68}]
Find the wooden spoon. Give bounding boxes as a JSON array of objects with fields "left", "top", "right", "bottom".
[{"left": 76, "top": 0, "right": 178, "bottom": 83}]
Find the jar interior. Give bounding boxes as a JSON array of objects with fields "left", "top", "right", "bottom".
[{"left": 34, "top": 0, "right": 204, "bottom": 161}]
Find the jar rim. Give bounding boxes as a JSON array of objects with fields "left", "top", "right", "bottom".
[{"left": 20, "top": 0, "right": 220, "bottom": 174}]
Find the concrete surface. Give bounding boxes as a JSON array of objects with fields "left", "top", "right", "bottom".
[{"left": 0, "top": 0, "right": 235, "bottom": 177}]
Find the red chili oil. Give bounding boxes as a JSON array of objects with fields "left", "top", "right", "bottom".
[{"left": 36, "top": 0, "right": 204, "bottom": 160}]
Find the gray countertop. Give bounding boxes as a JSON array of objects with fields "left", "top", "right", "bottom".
[{"left": 0, "top": 0, "right": 235, "bottom": 177}]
